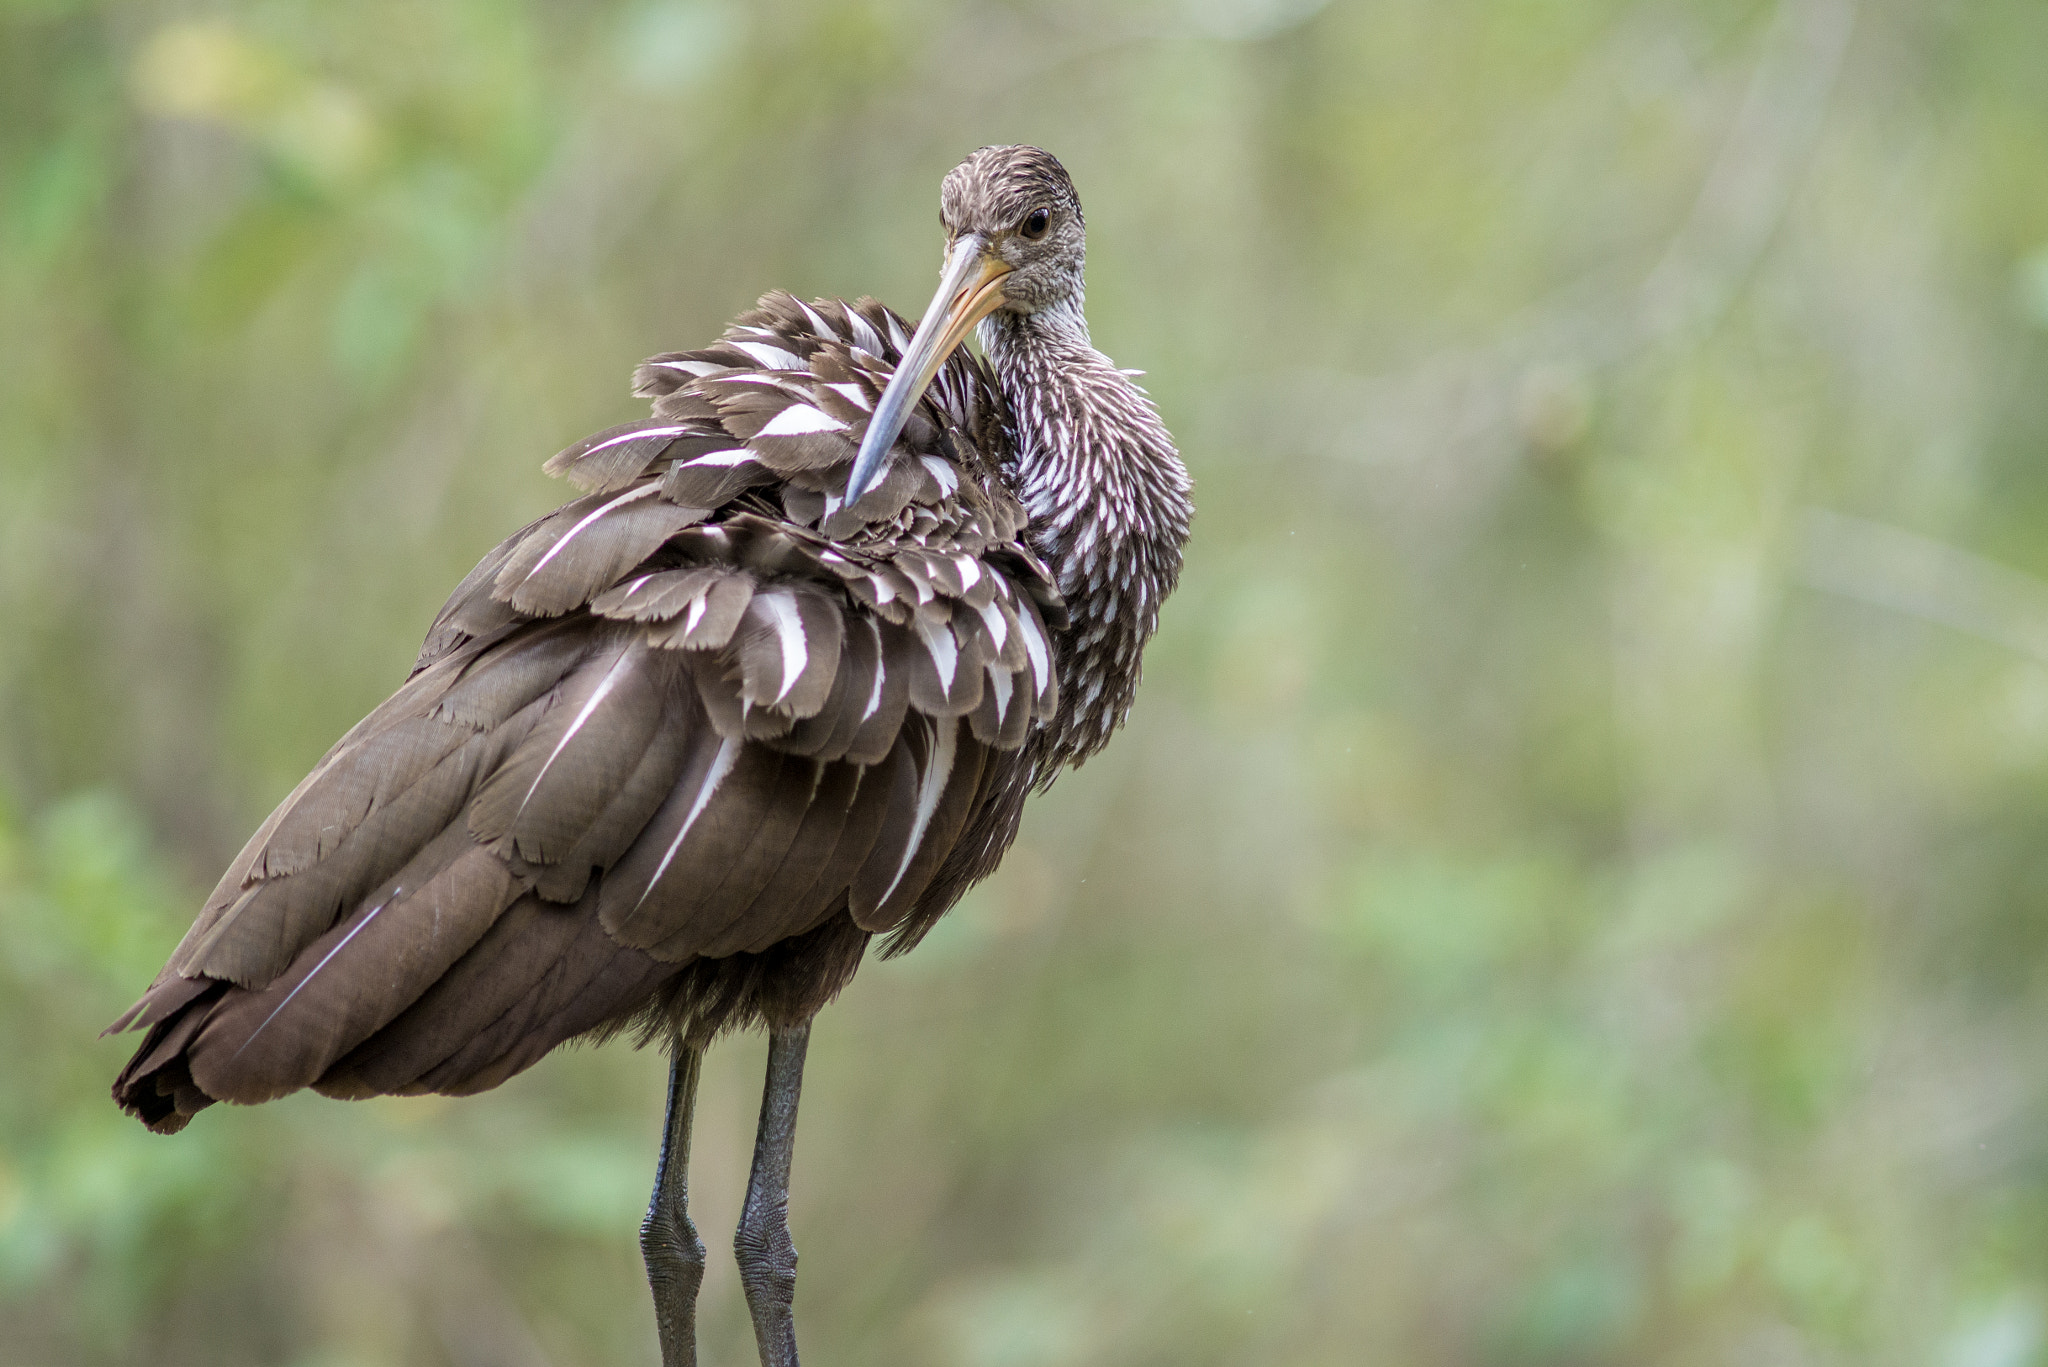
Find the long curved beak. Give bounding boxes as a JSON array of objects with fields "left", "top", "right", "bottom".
[{"left": 843, "top": 233, "right": 1011, "bottom": 507}]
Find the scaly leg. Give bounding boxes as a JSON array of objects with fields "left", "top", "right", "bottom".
[
  {"left": 735, "top": 1024, "right": 811, "bottom": 1367},
  {"left": 642, "top": 1046, "right": 707, "bottom": 1367}
]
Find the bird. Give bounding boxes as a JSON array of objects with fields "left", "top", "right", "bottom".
[{"left": 107, "top": 144, "right": 1192, "bottom": 1367}]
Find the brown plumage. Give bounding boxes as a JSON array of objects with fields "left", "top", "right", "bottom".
[{"left": 108, "top": 145, "right": 1191, "bottom": 1367}]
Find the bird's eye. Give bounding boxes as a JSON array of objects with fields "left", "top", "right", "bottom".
[{"left": 1019, "top": 208, "right": 1051, "bottom": 240}]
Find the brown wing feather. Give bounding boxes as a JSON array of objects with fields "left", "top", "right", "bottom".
[
  {"left": 319, "top": 889, "right": 670, "bottom": 1099},
  {"left": 187, "top": 827, "right": 524, "bottom": 1104},
  {"left": 704, "top": 762, "right": 863, "bottom": 955}
]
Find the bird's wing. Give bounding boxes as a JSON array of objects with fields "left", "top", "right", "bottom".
[{"left": 110, "top": 294, "right": 1063, "bottom": 1132}]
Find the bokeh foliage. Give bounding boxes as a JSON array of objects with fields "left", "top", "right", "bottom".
[{"left": 8, "top": 0, "right": 2048, "bottom": 1362}]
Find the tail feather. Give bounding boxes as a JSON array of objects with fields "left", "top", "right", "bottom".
[
  {"left": 183, "top": 828, "right": 524, "bottom": 1107},
  {"left": 110, "top": 981, "right": 228, "bottom": 1134}
]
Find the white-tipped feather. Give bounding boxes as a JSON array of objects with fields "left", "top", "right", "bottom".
[
  {"left": 861, "top": 623, "right": 887, "bottom": 721},
  {"left": 637, "top": 736, "right": 743, "bottom": 909},
  {"left": 846, "top": 311, "right": 885, "bottom": 358},
  {"left": 759, "top": 593, "right": 809, "bottom": 703},
  {"left": 525, "top": 484, "right": 660, "bottom": 579},
  {"left": 974, "top": 598, "right": 1010, "bottom": 653},
  {"left": 916, "top": 614, "right": 959, "bottom": 692},
  {"left": 797, "top": 300, "right": 835, "bottom": 339},
  {"left": 878, "top": 719, "right": 957, "bottom": 907},
  {"left": 733, "top": 340, "right": 808, "bottom": 371},
  {"left": 232, "top": 893, "right": 398, "bottom": 1058},
  {"left": 987, "top": 665, "right": 1013, "bottom": 722},
  {"left": 919, "top": 456, "right": 959, "bottom": 496},
  {"left": 516, "top": 648, "right": 634, "bottom": 819},
  {"left": 758, "top": 404, "right": 847, "bottom": 437},
  {"left": 1018, "top": 611, "right": 1051, "bottom": 698},
  {"left": 578, "top": 424, "right": 686, "bottom": 457},
  {"left": 685, "top": 448, "right": 756, "bottom": 468}
]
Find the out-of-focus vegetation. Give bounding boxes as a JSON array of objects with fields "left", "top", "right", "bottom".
[{"left": 8, "top": 0, "right": 2048, "bottom": 1361}]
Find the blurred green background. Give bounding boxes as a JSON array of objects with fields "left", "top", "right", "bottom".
[{"left": 8, "top": 0, "right": 2048, "bottom": 1362}]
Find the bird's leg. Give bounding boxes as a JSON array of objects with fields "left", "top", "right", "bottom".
[
  {"left": 736, "top": 1024, "right": 811, "bottom": 1367},
  {"left": 643, "top": 1045, "right": 708, "bottom": 1367}
]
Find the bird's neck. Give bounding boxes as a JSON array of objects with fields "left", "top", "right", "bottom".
[{"left": 980, "top": 303, "right": 1193, "bottom": 771}]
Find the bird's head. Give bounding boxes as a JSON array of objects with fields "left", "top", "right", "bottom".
[
  {"left": 844, "top": 145, "right": 1085, "bottom": 506},
  {"left": 940, "top": 144, "right": 1085, "bottom": 314}
]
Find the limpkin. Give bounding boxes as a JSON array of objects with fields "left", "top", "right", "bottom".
[{"left": 108, "top": 145, "right": 1191, "bottom": 1366}]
